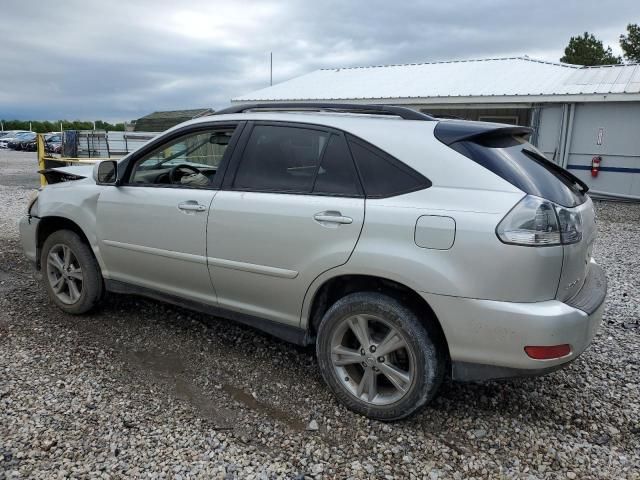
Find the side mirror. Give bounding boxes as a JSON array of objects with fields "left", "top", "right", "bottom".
[{"left": 93, "top": 160, "right": 118, "bottom": 185}]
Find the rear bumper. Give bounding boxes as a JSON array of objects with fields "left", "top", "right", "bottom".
[
  {"left": 18, "top": 215, "right": 39, "bottom": 266},
  {"left": 421, "top": 262, "right": 607, "bottom": 381}
]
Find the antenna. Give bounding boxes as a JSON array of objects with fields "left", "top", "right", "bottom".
[{"left": 270, "top": 52, "right": 273, "bottom": 86}]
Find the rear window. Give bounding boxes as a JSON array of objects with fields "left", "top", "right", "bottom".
[{"left": 451, "top": 136, "right": 587, "bottom": 207}]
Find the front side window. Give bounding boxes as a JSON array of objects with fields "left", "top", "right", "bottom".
[
  {"left": 233, "top": 125, "right": 329, "bottom": 193},
  {"left": 129, "top": 128, "right": 235, "bottom": 186}
]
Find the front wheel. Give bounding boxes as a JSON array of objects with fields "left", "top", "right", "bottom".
[
  {"left": 316, "top": 292, "right": 445, "bottom": 421},
  {"left": 41, "top": 229, "right": 104, "bottom": 314}
]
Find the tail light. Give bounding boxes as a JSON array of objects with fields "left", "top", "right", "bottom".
[{"left": 497, "top": 195, "right": 582, "bottom": 247}]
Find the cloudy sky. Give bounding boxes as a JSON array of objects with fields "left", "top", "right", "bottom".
[{"left": 0, "top": 0, "right": 637, "bottom": 122}]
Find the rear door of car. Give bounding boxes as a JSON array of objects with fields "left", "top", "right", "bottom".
[{"left": 206, "top": 121, "right": 365, "bottom": 327}]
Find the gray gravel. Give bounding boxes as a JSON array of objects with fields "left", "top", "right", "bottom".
[{"left": 1, "top": 150, "right": 639, "bottom": 479}]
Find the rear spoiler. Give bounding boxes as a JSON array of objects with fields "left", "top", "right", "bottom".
[{"left": 434, "top": 120, "right": 533, "bottom": 146}]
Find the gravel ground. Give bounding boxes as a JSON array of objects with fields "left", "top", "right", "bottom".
[{"left": 0, "top": 150, "right": 638, "bottom": 479}]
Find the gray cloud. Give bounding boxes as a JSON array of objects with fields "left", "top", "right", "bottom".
[{"left": 0, "top": 0, "right": 637, "bottom": 121}]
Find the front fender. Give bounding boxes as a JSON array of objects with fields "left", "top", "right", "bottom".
[{"left": 36, "top": 181, "right": 107, "bottom": 273}]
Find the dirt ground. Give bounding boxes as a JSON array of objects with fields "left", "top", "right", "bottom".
[{"left": 1, "top": 150, "right": 638, "bottom": 479}]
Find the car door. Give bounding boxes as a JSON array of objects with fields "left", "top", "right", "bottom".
[
  {"left": 207, "top": 122, "right": 365, "bottom": 327},
  {"left": 96, "top": 123, "right": 241, "bottom": 304}
]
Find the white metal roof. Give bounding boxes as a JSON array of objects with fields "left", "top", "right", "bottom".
[{"left": 233, "top": 57, "right": 640, "bottom": 104}]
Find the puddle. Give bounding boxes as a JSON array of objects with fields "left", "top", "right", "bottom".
[
  {"left": 125, "top": 348, "right": 185, "bottom": 376},
  {"left": 222, "top": 384, "right": 305, "bottom": 432},
  {"left": 123, "top": 348, "right": 305, "bottom": 432}
]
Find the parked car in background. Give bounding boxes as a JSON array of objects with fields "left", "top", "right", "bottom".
[
  {"left": 45, "top": 134, "right": 63, "bottom": 154},
  {"left": 8, "top": 132, "right": 37, "bottom": 150},
  {"left": 23, "top": 137, "right": 39, "bottom": 152},
  {"left": 0, "top": 130, "right": 32, "bottom": 148},
  {"left": 19, "top": 103, "right": 606, "bottom": 420}
]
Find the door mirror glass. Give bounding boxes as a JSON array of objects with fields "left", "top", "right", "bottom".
[{"left": 94, "top": 160, "right": 118, "bottom": 185}]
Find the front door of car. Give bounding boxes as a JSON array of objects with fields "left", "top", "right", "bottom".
[
  {"left": 207, "top": 123, "right": 365, "bottom": 327},
  {"left": 96, "top": 124, "right": 241, "bottom": 304}
]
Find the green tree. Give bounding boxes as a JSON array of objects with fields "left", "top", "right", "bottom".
[
  {"left": 0, "top": 119, "right": 125, "bottom": 133},
  {"left": 620, "top": 23, "right": 640, "bottom": 63},
  {"left": 560, "top": 32, "right": 621, "bottom": 65}
]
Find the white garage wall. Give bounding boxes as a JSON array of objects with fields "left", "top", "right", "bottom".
[
  {"left": 566, "top": 103, "right": 640, "bottom": 197},
  {"left": 536, "top": 105, "right": 564, "bottom": 163}
]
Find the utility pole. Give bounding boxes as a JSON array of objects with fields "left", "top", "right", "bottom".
[{"left": 270, "top": 52, "right": 273, "bottom": 86}]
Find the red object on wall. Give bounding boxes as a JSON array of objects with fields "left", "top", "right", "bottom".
[{"left": 591, "top": 156, "right": 602, "bottom": 177}]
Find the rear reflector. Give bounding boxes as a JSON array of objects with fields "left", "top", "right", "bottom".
[{"left": 524, "top": 344, "right": 571, "bottom": 360}]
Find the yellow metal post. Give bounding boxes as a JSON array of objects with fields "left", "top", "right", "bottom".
[{"left": 36, "top": 133, "right": 47, "bottom": 186}]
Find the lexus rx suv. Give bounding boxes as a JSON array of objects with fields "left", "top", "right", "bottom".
[{"left": 19, "top": 104, "right": 606, "bottom": 420}]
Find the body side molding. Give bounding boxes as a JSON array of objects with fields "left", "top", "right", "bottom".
[
  {"left": 207, "top": 256, "right": 299, "bottom": 279},
  {"left": 102, "top": 239, "right": 207, "bottom": 265}
]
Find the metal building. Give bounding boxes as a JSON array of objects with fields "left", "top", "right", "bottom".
[
  {"left": 233, "top": 57, "right": 640, "bottom": 199},
  {"left": 134, "top": 108, "right": 214, "bottom": 132}
]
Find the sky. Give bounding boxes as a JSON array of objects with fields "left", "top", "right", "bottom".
[{"left": 0, "top": 0, "right": 638, "bottom": 122}]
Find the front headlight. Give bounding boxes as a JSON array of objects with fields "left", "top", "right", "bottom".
[{"left": 497, "top": 195, "right": 583, "bottom": 247}]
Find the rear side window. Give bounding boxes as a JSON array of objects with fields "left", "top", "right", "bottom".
[
  {"left": 234, "top": 125, "right": 329, "bottom": 192},
  {"left": 312, "top": 134, "right": 361, "bottom": 196},
  {"left": 451, "top": 136, "right": 587, "bottom": 207},
  {"left": 347, "top": 136, "right": 431, "bottom": 198}
]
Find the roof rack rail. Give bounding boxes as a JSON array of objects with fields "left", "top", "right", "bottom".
[{"left": 213, "top": 103, "right": 436, "bottom": 121}]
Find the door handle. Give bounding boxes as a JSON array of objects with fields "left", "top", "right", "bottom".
[
  {"left": 313, "top": 211, "right": 353, "bottom": 225},
  {"left": 178, "top": 201, "right": 207, "bottom": 212}
]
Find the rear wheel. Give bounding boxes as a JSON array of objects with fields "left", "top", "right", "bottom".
[
  {"left": 41, "top": 230, "right": 103, "bottom": 314},
  {"left": 316, "top": 292, "right": 445, "bottom": 421}
]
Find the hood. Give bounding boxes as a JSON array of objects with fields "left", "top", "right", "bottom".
[
  {"left": 40, "top": 165, "right": 95, "bottom": 184},
  {"left": 49, "top": 165, "right": 94, "bottom": 177}
]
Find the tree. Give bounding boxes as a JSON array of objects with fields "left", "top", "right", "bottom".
[
  {"left": 560, "top": 32, "right": 621, "bottom": 66},
  {"left": 0, "top": 119, "right": 125, "bottom": 133},
  {"left": 620, "top": 23, "right": 640, "bottom": 63}
]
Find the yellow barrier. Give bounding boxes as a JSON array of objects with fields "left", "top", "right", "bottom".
[{"left": 37, "top": 134, "right": 117, "bottom": 186}]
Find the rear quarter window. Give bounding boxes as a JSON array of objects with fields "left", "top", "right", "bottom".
[{"left": 346, "top": 135, "right": 431, "bottom": 198}]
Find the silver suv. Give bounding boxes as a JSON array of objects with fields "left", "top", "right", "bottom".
[{"left": 19, "top": 104, "right": 606, "bottom": 420}]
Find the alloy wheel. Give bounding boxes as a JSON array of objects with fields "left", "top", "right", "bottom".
[
  {"left": 330, "top": 314, "right": 416, "bottom": 405},
  {"left": 46, "top": 244, "right": 84, "bottom": 305}
]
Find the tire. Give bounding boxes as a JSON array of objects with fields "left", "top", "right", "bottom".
[
  {"left": 316, "top": 292, "right": 445, "bottom": 421},
  {"left": 40, "top": 229, "right": 104, "bottom": 314}
]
